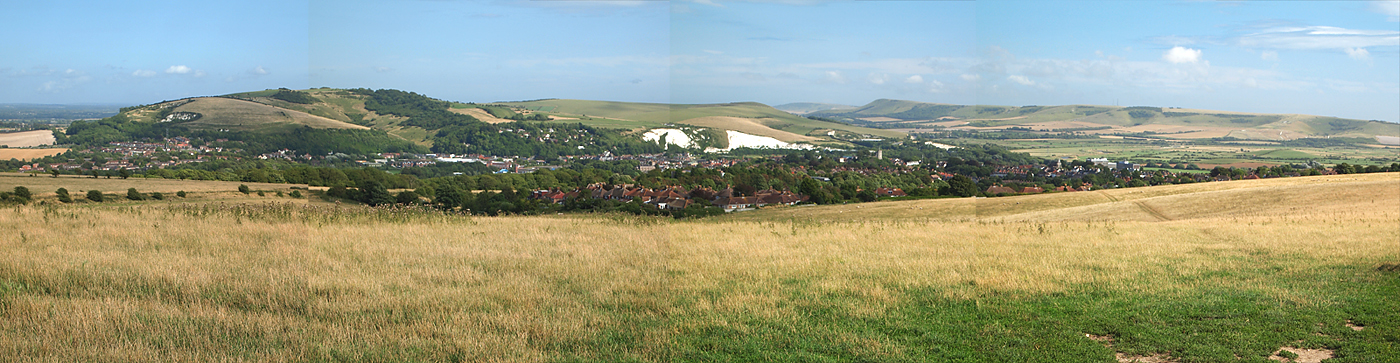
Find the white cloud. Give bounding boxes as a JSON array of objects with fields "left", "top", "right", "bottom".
[
  {"left": 1260, "top": 51, "right": 1278, "bottom": 62},
  {"left": 905, "top": 75, "right": 923, "bottom": 83},
  {"left": 1163, "top": 46, "right": 1203, "bottom": 64},
  {"left": 1008, "top": 75, "right": 1035, "bottom": 86},
  {"left": 165, "top": 65, "right": 192, "bottom": 74},
  {"left": 193, "top": 70, "right": 206, "bottom": 77},
  {"left": 254, "top": 66, "right": 269, "bottom": 75},
  {"left": 132, "top": 70, "right": 157, "bottom": 77},
  {"left": 374, "top": 66, "right": 393, "bottom": 73},
  {"left": 1373, "top": 0, "right": 1400, "bottom": 21},
  {"left": 703, "top": 50, "right": 723, "bottom": 55},
  {"left": 1346, "top": 47, "right": 1372, "bottom": 61},
  {"left": 961, "top": 74, "right": 980, "bottom": 82},
  {"left": 692, "top": 0, "right": 724, "bottom": 7}
]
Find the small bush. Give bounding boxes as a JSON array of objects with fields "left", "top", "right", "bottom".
[
  {"left": 87, "top": 190, "right": 104, "bottom": 202},
  {"left": 151, "top": 192, "right": 165, "bottom": 200},
  {"left": 290, "top": 190, "right": 303, "bottom": 199},
  {"left": 56, "top": 188, "right": 73, "bottom": 203},
  {"left": 257, "top": 191, "right": 265, "bottom": 197},
  {"left": 127, "top": 188, "right": 144, "bottom": 201},
  {"left": 177, "top": 191, "right": 187, "bottom": 198},
  {"left": 238, "top": 185, "right": 250, "bottom": 194},
  {"left": 13, "top": 186, "right": 32, "bottom": 202}
]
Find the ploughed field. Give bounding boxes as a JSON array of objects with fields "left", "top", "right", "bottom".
[{"left": 1, "top": 173, "right": 1397, "bottom": 362}]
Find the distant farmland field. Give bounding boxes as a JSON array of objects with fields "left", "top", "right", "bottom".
[
  {"left": 2, "top": 173, "right": 1396, "bottom": 362},
  {"left": 0, "top": 148, "right": 67, "bottom": 161},
  {"left": 0, "top": 130, "right": 56, "bottom": 148}
]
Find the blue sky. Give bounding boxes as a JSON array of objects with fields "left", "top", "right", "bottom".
[{"left": 3, "top": 0, "right": 1398, "bottom": 122}]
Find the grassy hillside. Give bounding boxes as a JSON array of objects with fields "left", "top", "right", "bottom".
[
  {"left": 161, "top": 97, "right": 368, "bottom": 132},
  {"left": 224, "top": 89, "right": 430, "bottom": 145},
  {"left": 814, "top": 100, "right": 1399, "bottom": 141},
  {"left": 3, "top": 173, "right": 1396, "bottom": 362},
  {"left": 505, "top": 99, "right": 906, "bottom": 142},
  {"left": 771, "top": 102, "right": 855, "bottom": 114}
]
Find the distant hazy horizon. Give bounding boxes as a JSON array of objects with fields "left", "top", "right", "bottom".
[{"left": 3, "top": 0, "right": 1397, "bottom": 122}]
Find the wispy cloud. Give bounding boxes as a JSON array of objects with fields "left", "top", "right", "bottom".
[
  {"left": 38, "top": 69, "right": 91, "bottom": 93},
  {"left": 132, "top": 69, "right": 157, "bottom": 77},
  {"left": 513, "top": 55, "right": 667, "bottom": 68},
  {"left": 165, "top": 65, "right": 192, "bottom": 74},
  {"left": 1007, "top": 75, "right": 1035, "bottom": 86},
  {"left": 867, "top": 73, "right": 888, "bottom": 85},
  {"left": 747, "top": 36, "right": 797, "bottom": 42},
  {"left": 1372, "top": 0, "right": 1400, "bottom": 22},
  {"left": 1346, "top": 47, "right": 1372, "bottom": 61},
  {"left": 691, "top": 0, "right": 724, "bottom": 8},
  {"left": 822, "top": 70, "right": 847, "bottom": 84},
  {"left": 1236, "top": 26, "right": 1399, "bottom": 50},
  {"left": 1260, "top": 50, "right": 1278, "bottom": 61}
]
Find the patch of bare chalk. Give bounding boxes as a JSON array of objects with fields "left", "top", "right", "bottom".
[
  {"left": 1269, "top": 347, "right": 1333, "bottom": 363},
  {"left": 1084, "top": 333, "right": 1180, "bottom": 363}
]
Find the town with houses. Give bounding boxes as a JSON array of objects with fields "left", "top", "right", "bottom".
[{"left": 12, "top": 138, "right": 1362, "bottom": 213}]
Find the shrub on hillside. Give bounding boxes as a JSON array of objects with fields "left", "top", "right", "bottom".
[{"left": 270, "top": 89, "right": 318, "bottom": 104}]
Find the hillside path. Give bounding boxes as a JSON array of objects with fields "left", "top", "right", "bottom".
[{"left": 1134, "top": 200, "right": 1173, "bottom": 221}]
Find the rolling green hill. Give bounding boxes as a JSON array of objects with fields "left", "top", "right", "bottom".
[
  {"left": 772, "top": 102, "right": 856, "bottom": 114},
  {"left": 810, "top": 99, "right": 1400, "bottom": 141},
  {"left": 503, "top": 99, "right": 906, "bottom": 142}
]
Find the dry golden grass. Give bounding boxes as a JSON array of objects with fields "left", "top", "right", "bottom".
[
  {"left": 449, "top": 107, "right": 514, "bottom": 124},
  {"left": 174, "top": 98, "right": 368, "bottom": 131},
  {"left": 2, "top": 206, "right": 670, "bottom": 361},
  {"left": 1, "top": 173, "right": 1396, "bottom": 361},
  {"left": 0, "top": 148, "right": 67, "bottom": 161},
  {"left": 0, "top": 131, "right": 57, "bottom": 148}
]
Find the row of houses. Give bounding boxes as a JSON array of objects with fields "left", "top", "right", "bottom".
[
  {"left": 985, "top": 183, "right": 1093, "bottom": 195},
  {"left": 531, "top": 185, "right": 809, "bottom": 212}
]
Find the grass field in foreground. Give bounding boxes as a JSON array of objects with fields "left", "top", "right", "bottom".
[{"left": 1, "top": 173, "right": 1397, "bottom": 362}]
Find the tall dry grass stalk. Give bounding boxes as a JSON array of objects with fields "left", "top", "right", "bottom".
[{"left": 1, "top": 173, "right": 1396, "bottom": 361}]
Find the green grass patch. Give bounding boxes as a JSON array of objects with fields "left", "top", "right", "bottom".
[
  {"left": 660, "top": 264, "right": 1400, "bottom": 362},
  {"left": 1253, "top": 149, "right": 1318, "bottom": 159}
]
